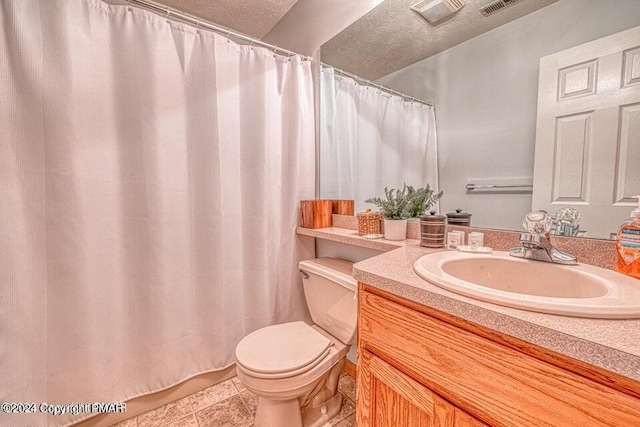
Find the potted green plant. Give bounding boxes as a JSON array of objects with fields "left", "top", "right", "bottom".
[
  {"left": 405, "top": 184, "right": 443, "bottom": 219},
  {"left": 365, "top": 185, "right": 411, "bottom": 240}
]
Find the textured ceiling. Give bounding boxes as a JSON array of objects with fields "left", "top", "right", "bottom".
[
  {"left": 150, "top": 0, "right": 299, "bottom": 38},
  {"left": 321, "top": 0, "right": 559, "bottom": 80}
]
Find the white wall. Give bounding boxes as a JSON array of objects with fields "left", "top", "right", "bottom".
[
  {"left": 263, "top": 0, "right": 383, "bottom": 57},
  {"left": 315, "top": 239, "right": 384, "bottom": 263},
  {"left": 377, "top": 0, "right": 640, "bottom": 231}
]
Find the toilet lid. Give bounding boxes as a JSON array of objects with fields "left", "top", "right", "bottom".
[{"left": 235, "top": 321, "right": 332, "bottom": 375}]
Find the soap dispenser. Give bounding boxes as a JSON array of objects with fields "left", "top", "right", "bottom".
[{"left": 615, "top": 195, "right": 640, "bottom": 279}]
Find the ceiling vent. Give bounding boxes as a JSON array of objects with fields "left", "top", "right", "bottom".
[
  {"left": 479, "top": 0, "right": 525, "bottom": 17},
  {"left": 411, "top": 0, "right": 465, "bottom": 25}
]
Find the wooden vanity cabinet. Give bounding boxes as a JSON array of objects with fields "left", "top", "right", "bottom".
[{"left": 356, "top": 284, "right": 640, "bottom": 427}]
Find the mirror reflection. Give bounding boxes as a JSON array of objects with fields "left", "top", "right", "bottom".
[{"left": 319, "top": 0, "right": 640, "bottom": 240}]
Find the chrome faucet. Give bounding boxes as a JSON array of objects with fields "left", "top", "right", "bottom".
[
  {"left": 509, "top": 211, "right": 577, "bottom": 265},
  {"left": 552, "top": 207, "right": 581, "bottom": 237}
]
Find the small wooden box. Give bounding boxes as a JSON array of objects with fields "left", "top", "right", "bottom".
[
  {"left": 331, "top": 200, "right": 355, "bottom": 216},
  {"left": 300, "top": 200, "right": 333, "bottom": 229}
]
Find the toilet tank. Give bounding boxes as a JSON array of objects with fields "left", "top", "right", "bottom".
[{"left": 298, "top": 258, "right": 357, "bottom": 345}]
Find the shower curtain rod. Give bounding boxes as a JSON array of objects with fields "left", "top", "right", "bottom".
[
  {"left": 321, "top": 63, "right": 433, "bottom": 107},
  {"left": 125, "top": 0, "right": 313, "bottom": 61}
]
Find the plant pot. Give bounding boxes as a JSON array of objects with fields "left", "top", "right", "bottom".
[{"left": 383, "top": 219, "right": 407, "bottom": 241}]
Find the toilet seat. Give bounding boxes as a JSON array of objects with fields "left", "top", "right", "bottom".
[
  {"left": 236, "top": 328, "right": 348, "bottom": 401},
  {"left": 235, "top": 321, "right": 332, "bottom": 379}
]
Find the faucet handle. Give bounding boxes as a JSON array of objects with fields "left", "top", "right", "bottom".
[
  {"left": 523, "top": 211, "right": 552, "bottom": 238},
  {"left": 519, "top": 233, "right": 540, "bottom": 243},
  {"left": 519, "top": 233, "right": 547, "bottom": 250},
  {"left": 555, "top": 207, "right": 580, "bottom": 225}
]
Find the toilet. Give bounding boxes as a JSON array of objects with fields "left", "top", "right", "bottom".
[{"left": 235, "top": 257, "right": 357, "bottom": 427}]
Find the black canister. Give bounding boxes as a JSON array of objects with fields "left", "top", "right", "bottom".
[
  {"left": 447, "top": 209, "right": 472, "bottom": 227},
  {"left": 420, "top": 211, "right": 446, "bottom": 248}
]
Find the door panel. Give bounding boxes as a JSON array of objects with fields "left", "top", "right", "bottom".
[
  {"left": 533, "top": 25, "right": 640, "bottom": 239},
  {"left": 623, "top": 47, "right": 640, "bottom": 87},
  {"left": 552, "top": 111, "right": 593, "bottom": 202},
  {"left": 616, "top": 103, "right": 640, "bottom": 203}
]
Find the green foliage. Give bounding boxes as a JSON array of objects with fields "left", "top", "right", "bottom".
[
  {"left": 365, "top": 184, "right": 443, "bottom": 220},
  {"left": 365, "top": 185, "right": 410, "bottom": 220},
  {"left": 405, "top": 184, "right": 444, "bottom": 218}
]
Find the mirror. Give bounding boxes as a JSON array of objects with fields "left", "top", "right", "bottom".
[{"left": 319, "top": 0, "right": 640, "bottom": 240}]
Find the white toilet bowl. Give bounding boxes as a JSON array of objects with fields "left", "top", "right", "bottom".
[{"left": 235, "top": 258, "right": 357, "bottom": 427}]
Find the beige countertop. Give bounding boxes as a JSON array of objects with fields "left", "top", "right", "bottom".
[{"left": 352, "top": 242, "right": 640, "bottom": 383}]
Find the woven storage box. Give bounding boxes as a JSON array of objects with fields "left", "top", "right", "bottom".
[{"left": 357, "top": 209, "right": 382, "bottom": 236}]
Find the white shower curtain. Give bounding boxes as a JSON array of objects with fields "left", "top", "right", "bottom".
[
  {"left": 0, "top": 1, "right": 315, "bottom": 425},
  {"left": 320, "top": 67, "right": 439, "bottom": 212}
]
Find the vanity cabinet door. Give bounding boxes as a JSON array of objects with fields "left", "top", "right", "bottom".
[{"left": 357, "top": 349, "right": 455, "bottom": 427}]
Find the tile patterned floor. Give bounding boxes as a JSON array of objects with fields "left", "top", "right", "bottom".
[{"left": 111, "top": 371, "right": 356, "bottom": 427}]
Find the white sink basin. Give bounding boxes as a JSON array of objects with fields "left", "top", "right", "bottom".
[{"left": 414, "top": 251, "right": 640, "bottom": 319}]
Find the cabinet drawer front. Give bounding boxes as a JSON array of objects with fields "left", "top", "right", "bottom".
[
  {"left": 357, "top": 349, "right": 454, "bottom": 427},
  {"left": 359, "top": 290, "right": 640, "bottom": 427}
]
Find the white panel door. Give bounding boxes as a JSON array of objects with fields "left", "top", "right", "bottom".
[{"left": 532, "top": 25, "right": 640, "bottom": 239}]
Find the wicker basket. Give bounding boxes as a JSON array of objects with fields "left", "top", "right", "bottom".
[{"left": 357, "top": 209, "right": 382, "bottom": 236}]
